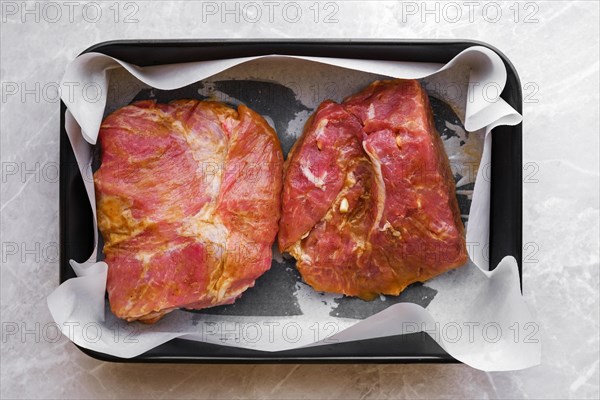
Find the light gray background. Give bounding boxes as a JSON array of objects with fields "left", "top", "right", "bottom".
[{"left": 1, "top": 1, "right": 598, "bottom": 399}]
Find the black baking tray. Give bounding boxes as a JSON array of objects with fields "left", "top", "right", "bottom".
[{"left": 59, "top": 39, "right": 523, "bottom": 363}]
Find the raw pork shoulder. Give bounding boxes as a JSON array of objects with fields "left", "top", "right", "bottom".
[
  {"left": 95, "top": 100, "right": 283, "bottom": 322},
  {"left": 279, "top": 80, "right": 467, "bottom": 300}
]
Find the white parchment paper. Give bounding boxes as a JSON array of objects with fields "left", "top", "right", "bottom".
[{"left": 47, "top": 46, "right": 540, "bottom": 371}]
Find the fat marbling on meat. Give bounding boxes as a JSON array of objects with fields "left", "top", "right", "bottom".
[
  {"left": 94, "top": 100, "right": 283, "bottom": 323},
  {"left": 279, "top": 79, "right": 467, "bottom": 300}
]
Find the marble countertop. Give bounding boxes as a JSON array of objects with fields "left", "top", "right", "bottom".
[{"left": 1, "top": 1, "right": 598, "bottom": 398}]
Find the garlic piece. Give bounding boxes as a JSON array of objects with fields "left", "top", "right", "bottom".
[
  {"left": 395, "top": 135, "right": 402, "bottom": 149},
  {"left": 339, "top": 198, "right": 349, "bottom": 213}
]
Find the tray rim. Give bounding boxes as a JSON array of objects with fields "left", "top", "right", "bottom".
[{"left": 59, "top": 38, "right": 523, "bottom": 364}]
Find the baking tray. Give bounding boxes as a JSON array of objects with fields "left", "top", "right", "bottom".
[{"left": 59, "top": 39, "right": 523, "bottom": 363}]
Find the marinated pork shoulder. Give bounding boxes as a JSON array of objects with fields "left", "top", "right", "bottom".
[
  {"left": 279, "top": 80, "right": 467, "bottom": 300},
  {"left": 95, "top": 100, "right": 283, "bottom": 322}
]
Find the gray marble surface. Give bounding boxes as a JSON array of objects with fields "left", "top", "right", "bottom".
[{"left": 1, "top": 1, "right": 598, "bottom": 399}]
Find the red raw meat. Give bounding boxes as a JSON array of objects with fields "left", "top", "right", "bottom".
[
  {"left": 94, "top": 100, "right": 283, "bottom": 322},
  {"left": 279, "top": 80, "right": 467, "bottom": 299}
]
